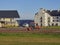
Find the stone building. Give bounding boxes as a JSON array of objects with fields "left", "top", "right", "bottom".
[{"left": 34, "top": 8, "right": 60, "bottom": 26}]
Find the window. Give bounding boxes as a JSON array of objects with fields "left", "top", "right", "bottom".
[
  {"left": 48, "top": 17, "right": 50, "bottom": 22},
  {"left": 40, "top": 17, "right": 42, "bottom": 19},
  {"left": 40, "top": 20, "right": 42, "bottom": 22},
  {"left": 55, "top": 23, "right": 58, "bottom": 26},
  {"left": 57, "top": 17, "right": 59, "bottom": 19},
  {"left": 53, "top": 20, "right": 59, "bottom": 22},
  {"left": 41, "top": 23, "right": 42, "bottom": 26},
  {"left": 53, "top": 17, "right": 59, "bottom": 19},
  {"left": 40, "top": 17, "right": 42, "bottom": 22},
  {"left": 36, "top": 23, "right": 38, "bottom": 26},
  {"left": 1, "top": 21, "right": 5, "bottom": 24},
  {"left": 52, "top": 23, "right": 54, "bottom": 26},
  {"left": 53, "top": 20, "right": 55, "bottom": 22}
]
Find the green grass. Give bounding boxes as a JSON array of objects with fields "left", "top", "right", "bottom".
[
  {"left": 0, "top": 33, "right": 60, "bottom": 45},
  {"left": 0, "top": 32, "right": 60, "bottom": 38},
  {"left": 44, "top": 26, "right": 60, "bottom": 29}
]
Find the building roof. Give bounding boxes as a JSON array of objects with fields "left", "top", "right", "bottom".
[
  {"left": 0, "top": 10, "right": 20, "bottom": 18},
  {"left": 46, "top": 10, "right": 60, "bottom": 16}
]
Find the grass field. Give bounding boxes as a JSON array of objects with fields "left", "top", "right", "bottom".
[
  {"left": 0, "top": 32, "right": 60, "bottom": 45},
  {"left": 43, "top": 26, "right": 60, "bottom": 29}
]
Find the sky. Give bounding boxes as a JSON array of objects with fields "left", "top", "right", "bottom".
[{"left": 0, "top": 0, "right": 60, "bottom": 20}]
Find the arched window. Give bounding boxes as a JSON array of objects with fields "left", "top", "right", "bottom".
[
  {"left": 36, "top": 23, "right": 38, "bottom": 26},
  {"left": 40, "top": 17, "right": 42, "bottom": 22},
  {"left": 55, "top": 23, "right": 58, "bottom": 26},
  {"left": 40, "top": 17, "right": 42, "bottom": 19},
  {"left": 52, "top": 23, "right": 54, "bottom": 26}
]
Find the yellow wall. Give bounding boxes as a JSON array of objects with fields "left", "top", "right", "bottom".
[
  {"left": 0, "top": 18, "right": 19, "bottom": 27},
  {"left": 5, "top": 18, "right": 10, "bottom": 22}
]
